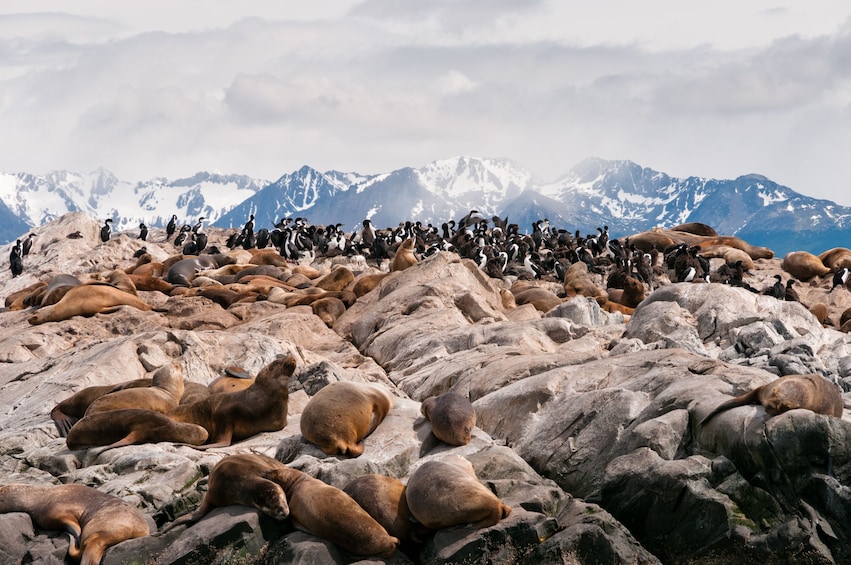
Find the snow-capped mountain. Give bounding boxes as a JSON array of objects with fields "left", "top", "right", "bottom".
[
  {"left": 2, "top": 156, "right": 850, "bottom": 256},
  {"left": 0, "top": 169, "right": 269, "bottom": 241}
]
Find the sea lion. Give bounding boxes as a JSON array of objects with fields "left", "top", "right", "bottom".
[
  {"left": 314, "top": 265, "right": 355, "bottom": 292},
  {"left": 563, "top": 261, "right": 607, "bottom": 302},
  {"left": 168, "top": 355, "right": 295, "bottom": 449},
  {"left": 208, "top": 366, "right": 255, "bottom": 394},
  {"left": 311, "top": 296, "right": 347, "bottom": 327},
  {"left": 5, "top": 281, "right": 47, "bottom": 309},
  {"left": 263, "top": 462, "right": 401, "bottom": 557},
  {"left": 166, "top": 453, "right": 290, "bottom": 530},
  {"left": 511, "top": 285, "right": 562, "bottom": 313},
  {"left": 126, "top": 273, "right": 174, "bottom": 294},
  {"left": 300, "top": 381, "right": 394, "bottom": 456},
  {"left": 698, "top": 373, "right": 844, "bottom": 426},
  {"left": 819, "top": 247, "right": 851, "bottom": 272},
  {"left": 421, "top": 391, "right": 476, "bottom": 446},
  {"left": 40, "top": 274, "right": 83, "bottom": 306},
  {"left": 669, "top": 222, "right": 719, "bottom": 237},
  {"left": 85, "top": 363, "right": 184, "bottom": 417},
  {"left": 809, "top": 303, "right": 830, "bottom": 325},
  {"left": 351, "top": 272, "right": 390, "bottom": 297},
  {"left": 391, "top": 238, "right": 418, "bottom": 272},
  {"left": 342, "top": 474, "right": 432, "bottom": 544},
  {"left": 781, "top": 251, "right": 831, "bottom": 281},
  {"left": 405, "top": 455, "right": 512, "bottom": 530},
  {"left": 28, "top": 284, "right": 153, "bottom": 325},
  {"left": 65, "top": 408, "right": 208, "bottom": 450},
  {"left": 248, "top": 249, "right": 290, "bottom": 267},
  {"left": 0, "top": 483, "right": 150, "bottom": 565},
  {"left": 164, "top": 253, "right": 236, "bottom": 287},
  {"left": 50, "top": 379, "right": 153, "bottom": 437}
]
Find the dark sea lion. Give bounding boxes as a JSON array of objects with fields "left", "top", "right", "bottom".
[
  {"left": 168, "top": 355, "right": 295, "bottom": 449},
  {"left": 405, "top": 455, "right": 512, "bottom": 530},
  {"left": 263, "top": 462, "right": 400, "bottom": 557},
  {"left": 300, "top": 381, "right": 394, "bottom": 456},
  {"left": 85, "top": 363, "right": 184, "bottom": 417},
  {"left": 28, "top": 284, "right": 152, "bottom": 325},
  {"left": 0, "top": 483, "right": 150, "bottom": 565},
  {"left": 343, "top": 474, "right": 431, "bottom": 544},
  {"left": 66, "top": 408, "right": 208, "bottom": 450},
  {"left": 421, "top": 391, "right": 476, "bottom": 446},
  {"left": 165, "top": 253, "right": 236, "bottom": 286},
  {"left": 40, "top": 274, "right": 83, "bottom": 306},
  {"left": 166, "top": 453, "right": 290, "bottom": 530},
  {"left": 391, "top": 238, "right": 418, "bottom": 272},
  {"left": 699, "top": 373, "right": 844, "bottom": 426},
  {"left": 669, "top": 222, "right": 718, "bottom": 237},
  {"left": 781, "top": 251, "right": 831, "bottom": 281}
]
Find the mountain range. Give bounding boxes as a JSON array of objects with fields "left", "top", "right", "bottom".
[{"left": 1, "top": 156, "right": 849, "bottom": 256}]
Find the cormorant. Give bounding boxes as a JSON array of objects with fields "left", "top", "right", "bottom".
[
  {"left": 9, "top": 239, "right": 23, "bottom": 277},
  {"left": 99, "top": 219, "right": 113, "bottom": 243}
]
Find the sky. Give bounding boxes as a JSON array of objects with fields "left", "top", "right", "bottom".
[{"left": 1, "top": 1, "right": 850, "bottom": 204}]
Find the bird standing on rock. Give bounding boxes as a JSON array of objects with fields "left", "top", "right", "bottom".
[
  {"left": 99, "top": 219, "right": 113, "bottom": 243},
  {"left": 9, "top": 239, "right": 23, "bottom": 277}
]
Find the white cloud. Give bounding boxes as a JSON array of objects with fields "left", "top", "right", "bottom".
[{"left": 0, "top": 1, "right": 850, "bottom": 206}]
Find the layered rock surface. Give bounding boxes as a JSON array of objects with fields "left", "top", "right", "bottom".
[{"left": 2, "top": 212, "right": 851, "bottom": 564}]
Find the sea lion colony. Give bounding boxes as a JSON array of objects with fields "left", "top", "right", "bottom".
[{"left": 2, "top": 212, "right": 851, "bottom": 562}]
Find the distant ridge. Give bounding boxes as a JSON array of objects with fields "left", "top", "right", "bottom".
[{"left": 2, "top": 156, "right": 849, "bottom": 256}]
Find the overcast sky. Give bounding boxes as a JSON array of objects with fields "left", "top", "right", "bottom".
[{"left": 1, "top": 1, "right": 850, "bottom": 204}]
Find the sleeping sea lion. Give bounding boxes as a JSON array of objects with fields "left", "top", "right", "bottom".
[
  {"left": 0, "top": 483, "right": 150, "bottom": 565},
  {"left": 300, "top": 381, "right": 394, "bottom": 456},
  {"left": 699, "top": 373, "right": 844, "bottom": 426}
]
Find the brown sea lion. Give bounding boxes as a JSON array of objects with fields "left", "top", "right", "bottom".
[
  {"left": 166, "top": 453, "right": 290, "bottom": 530},
  {"left": 28, "top": 284, "right": 153, "bottom": 325},
  {"left": 248, "top": 249, "right": 290, "bottom": 267},
  {"left": 311, "top": 296, "right": 347, "bottom": 327},
  {"left": 405, "top": 455, "right": 512, "bottom": 530},
  {"left": 66, "top": 408, "right": 209, "bottom": 450},
  {"left": 85, "top": 363, "right": 184, "bottom": 417},
  {"left": 351, "top": 272, "right": 390, "bottom": 297},
  {"left": 342, "top": 474, "right": 431, "bottom": 544},
  {"left": 263, "top": 462, "right": 400, "bottom": 557},
  {"left": 819, "top": 247, "right": 851, "bottom": 272},
  {"left": 563, "top": 261, "right": 607, "bottom": 302},
  {"left": 623, "top": 230, "right": 679, "bottom": 254},
  {"left": 126, "top": 274, "right": 174, "bottom": 293},
  {"left": 809, "top": 303, "right": 830, "bottom": 325},
  {"left": 300, "top": 381, "right": 394, "bottom": 456},
  {"left": 50, "top": 379, "right": 153, "bottom": 437},
  {"left": 168, "top": 355, "right": 295, "bottom": 449},
  {"left": 698, "top": 373, "right": 844, "bottom": 426},
  {"left": 180, "top": 381, "right": 211, "bottom": 404},
  {"left": 511, "top": 285, "right": 563, "bottom": 313},
  {"left": 208, "top": 366, "right": 255, "bottom": 394},
  {"left": 4, "top": 280, "right": 47, "bottom": 309},
  {"left": 391, "top": 238, "right": 418, "bottom": 272},
  {"left": 0, "top": 483, "right": 150, "bottom": 565},
  {"left": 421, "top": 391, "right": 476, "bottom": 446},
  {"left": 314, "top": 265, "right": 355, "bottom": 292},
  {"left": 781, "top": 251, "right": 831, "bottom": 281},
  {"left": 619, "top": 275, "right": 646, "bottom": 308}
]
